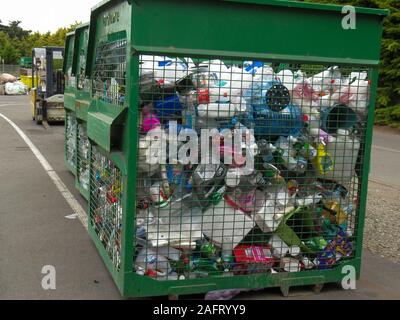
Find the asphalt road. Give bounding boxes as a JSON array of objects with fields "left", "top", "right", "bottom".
[
  {"left": 371, "top": 126, "right": 400, "bottom": 188},
  {"left": 0, "top": 95, "right": 399, "bottom": 300}
]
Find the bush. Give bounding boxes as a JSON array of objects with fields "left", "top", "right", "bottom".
[{"left": 375, "top": 105, "right": 400, "bottom": 128}]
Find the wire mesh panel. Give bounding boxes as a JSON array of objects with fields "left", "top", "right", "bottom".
[
  {"left": 92, "top": 37, "right": 127, "bottom": 106},
  {"left": 65, "top": 112, "right": 77, "bottom": 170},
  {"left": 90, "top": 146, "right": 123, "bottom": 270},
  {"left": 133, "top": 56, "right": 370, "bottom": 280},
  {"left": 65, "top": 36, "right": 76, "bottom": 88},
  {"left": 77, "top": 28, "right": 90, "bottom": 91},
  {"left": 77, "top": 122, "right": 90, "bottom": 192}
]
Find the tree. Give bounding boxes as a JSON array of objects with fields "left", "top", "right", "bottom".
[
  {"left": 0, "top": 36, "right": 19, "bottom": 64},
  {"left": 0, "top": 19, "right": 81, "bottom": 64},
  {"left": 7, "top": 20, "right": 31, "bottom": 39}
]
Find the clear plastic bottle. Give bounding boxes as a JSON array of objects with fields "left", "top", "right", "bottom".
[{"left": 135, "top": 248, "right": 178, "bottom": 280}]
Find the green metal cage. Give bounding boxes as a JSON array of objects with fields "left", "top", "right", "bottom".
[
  {"left": 65, "top": 112, "right": 77, "bottom": 175},
  {"left": 84, "top": 0, "right": 388, "bottom": 298},
  {"left": 64, "top": 31, "right": 77, "bottom": 176},
  {"left": 73, "top": 23, "right": 92, "bottom": 201}
]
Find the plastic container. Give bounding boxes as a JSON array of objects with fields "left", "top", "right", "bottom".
[
  {"left": 317, "top": 129, "right": 361, "bottom": 183},
  {"left": 321, "top": 104, "right": 359, "bottom": 134},
  {"left": 247, "top": 104, "right": 303, "bottom": 137}
]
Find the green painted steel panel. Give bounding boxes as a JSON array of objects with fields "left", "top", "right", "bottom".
[
  {"left": 64, "top": 33, "right": 77, "bottom": 111},
  {"left": 76, "top": 99, "right": 90, "bottom": 121},
  {"left": 129, "top": 0, "right": 387, "bottom": 65},
  {"left": 87, "top": 111, "right": 115, "bottom": 153},
  {"left": 64, "top": 92, "right": 76, "bottom": 112},
  {"left": 85, "top": 1, "right": 131, "bottom": 150}
]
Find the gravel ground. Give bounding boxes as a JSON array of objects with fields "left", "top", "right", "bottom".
[{"left": 364, "top": 180, "right": 400, "bottom": 264}]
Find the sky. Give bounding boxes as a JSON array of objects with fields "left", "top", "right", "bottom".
[{"left": 0, "top": 0, "right": 100, "bottom": 33}]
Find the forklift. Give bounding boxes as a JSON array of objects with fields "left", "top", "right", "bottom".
[{"left": 31, "top": 46, "right": 65, "bottom": 125}]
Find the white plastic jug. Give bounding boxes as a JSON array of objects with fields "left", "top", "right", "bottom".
[
  {"left": 202, "top": 197, "right": 255, "bottom": 254},
  {"left": 318, "top": 129, "right": 360, "bottom": 183}
]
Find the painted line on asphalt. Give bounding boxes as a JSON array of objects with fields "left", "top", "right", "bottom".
[
  {"left": 372, "top": 145, "right": 400, "bottom": 154},
  {"left": 0, "top": 111, "right": 88, "bottom": 230}
]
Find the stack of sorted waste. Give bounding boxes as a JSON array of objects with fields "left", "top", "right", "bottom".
[
  {"left": 91, "top": 56, "right": 368, "bottom": 281},
  {"left": 0, "top": 73, "right": 28, "bottom": 95}
]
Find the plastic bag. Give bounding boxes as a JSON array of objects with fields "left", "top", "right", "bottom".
[
  {"left": 0, "top": 73, "right": 17, "bottom": 84},
  {"left": 5, "top": 81, "right": 27, "bottom": 95},
  {"left": 326, "top": 71, "right": 370, "bottom": 113}
]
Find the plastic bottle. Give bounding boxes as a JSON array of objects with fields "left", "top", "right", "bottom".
[
  {"left": 307, "top": 66, "right": 341, "bottom": 96},
  {"left": 291, "top": 80, "right": 320, "bottom": 111},
  {"left": 225, "top": 185, "right": 264, "bottom": 214},
  {"left": 273, "top": 136, "right": 302, "bottom": 173},
  {"left": 318, "top": 129, "right": 360, "bottom": 183},
  {"left": 334, "top": 74, "right": 370, "bottom": 113},
  {"left": 179, "top": 90, "right": 197, "bottom": 129},
  {"left": 135, "top": 248, "right": 177, "bottom": 280},
  {"left": 141, "top": 56, "right": 188, "bottom": 85},
  {"left": 190, "top": 65, "right": 219, "bottom": 89},
  {"left": 295, "top": 140, "right": 317, "bottom": 161},
  {"left": 312, "top": 142, "right": 335, "bottom": 176},
  {"left": 257, "top": 139, "right": 275, "bottom": 164},
  {"left": 276, "top": 69, "right": 295, "bottom": 92},
  {"left": 197, "top": 102, "right": 238, "bottom": 118},
  {"left": 192, "top": 163, "right": 227, "bottom": 207}
]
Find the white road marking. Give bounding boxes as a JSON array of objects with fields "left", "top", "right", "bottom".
[
  {"left": 372, "top": 145, "right": 400, "bottom": 154},
  {"left": 0, "top": 111, "right": 88, "bottom": 230}
]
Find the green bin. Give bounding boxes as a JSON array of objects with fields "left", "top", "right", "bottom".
[
  {"left": 63, "top": 31, "right": 77, "bottom": 176},
  {"left": 73, "top": 23, "right": 92, "bottom": 201},
  {"left": 85, "top": 0, "right": 388, "bottom": 298}
]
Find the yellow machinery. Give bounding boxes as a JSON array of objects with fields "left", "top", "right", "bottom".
[
  {"left": 21, "top": 75, "right": 39, "bottom": 90},
  {"left": 31, "top": 46, "right": 65, "bottom": 125},
  {"left": 30, "top": 88, "right": 37, "bottom": 120}
]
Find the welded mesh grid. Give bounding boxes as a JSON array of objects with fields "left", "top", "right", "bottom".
[
  {"left": 65, "top": 112, "right": 77, "bottom": 169},
  {"left": 90, "top": 146, "right": 123, "bottom": 270},
  {"left": 77, "top": 122, "right": 90, "bottom": 192},
  {"left": 92, "top": 37, "right": 127, "bottom": 106},
  {"left": 65, "top": 36, "right": 76, "bottom": 88},
  {"left": 133, "top": 56, "right": 370, "bottom": 280},
  {"left": 77, "top": 29, "right": 90, "bottom": 91}
]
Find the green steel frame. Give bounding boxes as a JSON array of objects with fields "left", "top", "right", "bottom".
[
  {"left": 73, "top": 23, "right": 92, "bottom": 201},
  {"left": 64, "top": 31, "right": 77, "bottom": 176},
  {"left": 74, "top": 22, "right": 92, "bottom": 122},
  {"left": 84, "top": 0, "right": 388, "bottom": 298}
]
